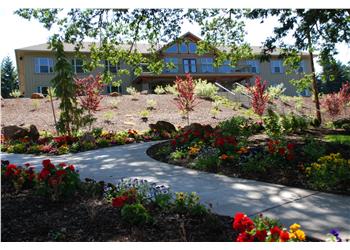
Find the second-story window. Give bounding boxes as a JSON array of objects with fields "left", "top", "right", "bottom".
[
  {"left": 165, "top": 44, "right": 178, "bottom": 53},
  {"left": 218, "top": 60, "right": 233, "bottom": 73},
  {"left": 297, "top": 60, "right": 305, "bottom": 73},
  {"left": 180, "top": 42, "right": 188, "bottom": 53},
  {"left": 201, "top": 58, "right": 214, "bottom": 73},
  {"left": 164, "top": 58, "right": 178, "bottom": 73},
  {"left": 271, "top": 60, "right": 284, "bottom": 73},
  {"left": 246, "top": 60, "right": 260, "bottom": 73},
  {"left": 104, "top": 60, "right": 118, "bottom": 73},
  {"left": 183, "top": 59, "right": 196, "bottom": 73},
  {"left": 188, "top": 42, "right": 197, "bottom": 53},
  {"left": 35, "top": 58, "right": 54, "bottom": 73},
  {"left": 72, "top": 59, "right": 84, "bottom": 74}
]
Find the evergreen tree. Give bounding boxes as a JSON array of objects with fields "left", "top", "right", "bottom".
[
  {"left": 1, "top": 56, "right": 19, "bottom": 98},
  {"left": 318, "top": 61, "right": 350, "bottom": 94}
]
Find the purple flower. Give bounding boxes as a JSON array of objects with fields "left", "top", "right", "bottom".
[{"left": 330, "top": 229, "right": 342, "bottom": 242}]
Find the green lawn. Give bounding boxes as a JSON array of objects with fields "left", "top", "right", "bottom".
[{"left": 324, "top": 134, "right": 350, "bottom": 145}]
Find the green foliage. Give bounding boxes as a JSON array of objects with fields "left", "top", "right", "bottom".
[
  {"left": 164, "top": 84, "right": 178, "bottom": 95},
  {"left": 103, "top": 111, "right": 114, "bottom": 122},
  {"left": 241, "top": 152, "right": 269, "bottom": 173},
  {"left": 174, "top": 192, "right": 208, "bottom": 216},
  {"left": 126, "top": 86, "right": 138, "bottom": 96},
  {"left": 9, "top": 89, "right": 21, "bottom": 98},
  {"left": 306, "top": 153, "right": 350, "bottom": 191},
  {"left": 12, "top": 143, "right": 27, "bottom": 153},
  {"left": 58, "top": 145, "right": 69, "bottom": 155},
  {"left": 96, "top": 138, "right": 110, "bottom": 147},
  {"left": 194, "top": 79, "right": 218, "bottom": 100},
  {"left": 139, "top": 109, "right": 150, "bottom": 118},
  {"left": 302, "top": 137, "right": 326, "bottom": 162},
  {"left": 170, "top": 150, "right": 187, "bottom": 161},
  {"left": 92, "top": 127, "right": 103, "bottom": 137},
  {"left": 218, "top": 116, "right": 257, "bottom": 137},
  {"left": 154, "top": 85, "right": 166, "bottom": 95},
  {"left": 121, "top": 203, "right": 152, "bottom": 225},
  {"left": 193, "top": 155, "right": 220, "bottom": 172},
  {"left": 324, "top": 135, "right": 350, "bottom": 146},
  {"left": 1, "top": 56, "right": 18, "bottom": 98},
  {"left": 31, "top": 99, "right": 41, "bottom": 110},
  {"left": 267, "top": 83, "right": 286, "bottom": 100},
  {"left": 146, "top": 99, "right": 157, "bottom": 110},
  {"left": 318, "top": 61, "right": 350, "bottom": 94},
  {"left": 263, "top": 109, "right": 283, "bottom": 137}
]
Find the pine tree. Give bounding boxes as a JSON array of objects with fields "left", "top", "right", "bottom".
[{"left": 1, "top": 56, "right": 19, "bottom": 98}]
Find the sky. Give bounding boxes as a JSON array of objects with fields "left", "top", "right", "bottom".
[{"left": 1, "top": 8, "right": 349, "bottom": 73}]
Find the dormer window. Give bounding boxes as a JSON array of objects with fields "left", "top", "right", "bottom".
[
  {"left": 180, "top": 42, "right": 188, "bottom": 53},
  {"left": 188, "top": 42, "right": 197, "bottom": 53},
  {"left": 165, "top": 44, "right": 178, "bottom": 53}
]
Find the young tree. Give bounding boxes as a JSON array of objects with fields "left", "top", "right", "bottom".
[
  {"left": 1, "top": 56, "right": 19, "bottom": 98},
  {"left": 50, "top": 36, "right": 86, "bottom": 136},
  {"left": 318, "top": 61, "right": 350, "bottom": 94},
  {"left": 246, "top": 76, "right": 270, "bottom": 118},
  {"left": 246, "top": 9, "right": 350, "bottom": 124},
  {"left": 75, "top": 74, "right": 105, "bottom": 130},
  {"left": 174, "top": 74, "right": 198, "bottom": 125}
]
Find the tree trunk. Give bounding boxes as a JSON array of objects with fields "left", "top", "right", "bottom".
[
  {"left": 307, "top": 30, "right": 322, "bottom": 125},
  {"left": 48, "top": 88, "right": 59, "bottom": 135}
]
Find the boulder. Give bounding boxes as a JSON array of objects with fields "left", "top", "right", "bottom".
[
  {"left": 140, "top": 90, "right": 148, "bottom": 95},
  {"left": 31, "top": 93, "right": 44, "bottom": 99},
  {"left": 80, "top": 133, "right": 96, "bottom": 144},
  {"left": 149, "top": 121, "right": 176, "bottom": 134},
  {"left": 110, "top": 92, "right": 121, "bottom": 97},
  {"left": 2, "top": 124, "right": 39, "bottom": 141},
  {"left": 333, "top": 118, "right": 350, "bottom": 131},
  {"left": 183, "top": 123, "right": 214, "bottom": 133}
]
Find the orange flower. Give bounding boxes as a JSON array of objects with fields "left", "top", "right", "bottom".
[{"left": 220, "top": 154, "right": 228, "bottom": 160}]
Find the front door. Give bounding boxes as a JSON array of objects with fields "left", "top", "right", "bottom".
[{"left": 183, "top": 59, "right": 197, "bottom": 73}]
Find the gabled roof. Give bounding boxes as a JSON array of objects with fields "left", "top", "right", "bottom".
[{"left": 15, "top": 32, "right": 310, "bottom": 56}]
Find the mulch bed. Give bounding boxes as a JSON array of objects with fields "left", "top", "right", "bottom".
[
  {"left": 1, "top": 181, "right": 235, "bottom": 242},
  {"left": 147, "top": 130, "right": 350, "bottom": 196}
]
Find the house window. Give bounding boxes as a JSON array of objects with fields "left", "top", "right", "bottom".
[
  {"left": 104, "top": 60, "right": 118, "bottom": 73},
  {"left": 165, "top": 44, "right": 178, "bottom": 53},
  {"left": 37, "top": 86, "right": 48, "bottom": 96},
  {"left": 246, "top": 60, "right": 260, "bottom": 73},
  {"left": 218, "top": 60, "right": 233, "bottom": 73},
  {"left": 107, "top": 84, "right": 121, "bottom": 94},
  {"left": 72, "top": 59, "right": 84, "bottom": 74},
  {"left": 183, "top": 59, "right": 197, "bottom": 73},
  {"left": 188, "top": 42, "right": 197, "bottom": 53},
  {"left": 35, "top": 58, "right": 54, "bottom": 73},
  {"left": 180, "top": 42, "right": 188, "bottom": 53},
  {"left": 297, "top": 60, "right": 305, "bottom": 73},
  {"left": 201, "top": 58, "right": 214, "bottom": 73},
  {"left": 164, "top": 58, "right": 178, "bottom": 73},
  {"left": 271, "top": 60, "right": 283, "bottom": 73}
]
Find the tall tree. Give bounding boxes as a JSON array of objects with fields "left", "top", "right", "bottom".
[
  {"left": 318, "top": 61, "right": 350, "bottom": 94},
  {"left": 1, "top": 56, "right": 19, "bottom": 98},
  {"left": 246, "top": 9, "right": 350, "bottom": 124}
]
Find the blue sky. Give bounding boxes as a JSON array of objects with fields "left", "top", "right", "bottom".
[{"left": 1, "top": 8, "right": 349, "bottom": 73}]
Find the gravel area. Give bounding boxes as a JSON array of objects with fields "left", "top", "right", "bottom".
[{"left": 1, "top": 94, "right": 348, "bottom": 133}]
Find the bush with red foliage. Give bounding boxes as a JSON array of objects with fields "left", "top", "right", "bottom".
[
  {"left": 174, "top": 74, "right": 198, "bottom": 125},
  {"left": 339, "top": 82, "right": 350, "bottom": 112},
  {"left": 246, "top": 76, "right": 270, "bottom": 117},
  {"left": 323, "top": 92, "right": 342, "bottom": 118}
]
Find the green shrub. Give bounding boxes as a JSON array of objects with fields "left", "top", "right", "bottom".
[
  {"left": 324, "top": 135, "right": 350, "bottom": 146},
  {"left": 174, "top": 192, "right": 208, "bottom": 216},
  {"left": 146, "top": 99, "right": 157, "bottom": 110},
  {"left": 70, "top": 142, "right": 81, "bottom": 153},
  {"left": 267, "top": 83, "right": 286, "bottom": 100},
  {"left": 194, "top": 79, "right": 218, "bottom": 100},
  {"left": 218, "top": 116, "right": 253, "bottom": 137},
  {"left": 154, "top": 85, "right": 166, "bottom": 95},
  {"left": 96, "top": 138, "right": 110, "bottom": 147},
  {"left": 263, "top": 109, "right": 283, "bottom": 137},
  {"left": 306, "top": 153, "right": 350, "bottom": 191},
  {"left": 92, "top": 127, "right": 103, "bottom": 137},
  {"left": 12, "top": 143, "right": 27, "bottom": 153},
  {"left": 164, "top": 84, "right": 178, "bottom": 95},
  {"left": 27, "top": 145, "right": 41, "bottom": 154},
  {"left": 121, "top": 203, "right": 152, "bottom": 225},
  {"left": 170, "top": 150, "right": 187, "bottom": 160},
  {"left": 58, "top": 145, "right": 69, "bottom": 155},
  {"left": 9, "top": 89, "right": 21, "bottom": 98},
  {"left": 302, "top": 138, "right": 326, "bottom": 162},
  {"left": 193, "top": 155, "right": 219, "bottom": 172}
]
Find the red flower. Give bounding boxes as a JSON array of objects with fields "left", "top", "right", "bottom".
[
  {"left": 255, "top": 229, "right": 267, "bottom": 241},
  {"left": 236, "top": 232, "right": 254, "bottom": 242},
  {"left": 279, "top": 230, "right": 290, "bottom": 242},
  {"left": 112, "top": 196, "right": 128, "bottom": 208},
  {"left": 5, "top": 164, "right": 17, "bottom": 177},
  {"left": 233, "top": 212, "right": 255, "bottom": 233},
  {"left": 56, "top": 170, "right": 67, "bottom": 177},
  {"left": 39, "top": 168, "right": 50, "bottom": 180},
  {"left": 278, "top": 147, "right": 286, "bottom": 156},
  {"left": 193, "top": 130, "right": 201, "bottom": 137},
  {"left": 24, "top": 163, "right": 31, "bottom": 167},
  {"left": 170, "top": 140, "right": 177, "bottom": 146},
  {"left": 48, "top": 176, "right": 59, "bottom": 187},
  {"left": 287, "top": 143, "right": 295, "bottom": 150},
  {"left": 42, "top": 159, "right": 51, "bottom": 168},
  {"left": 286, "top": 153, "right": 294, "bottom": 161},
  {"left": 67, "top": 165, "right": 75, "bottom": 171},
  {"left": 215, "top": 137, "right": 225, "bottom": 147},
  {"left": 59, "top": 162, "right": 67, "bottom": 167},
  {"left": 270, "top": 225, "right": 281, "bottom": 238}
]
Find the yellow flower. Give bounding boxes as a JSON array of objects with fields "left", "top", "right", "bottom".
[
  {"left": 188, "top": 146, "right": 200, "bottom": 155},
  {"left": 295, "top": 229, "right": 306, "bottom": 241},
  {"left": 289, "top": 223, "right": 301, "bottom": 232},
  {"left": 237, "top": 147, "right": 249, "bottom": 154},
  {"left": 289, "top": 232, "right": 296, "bottom": 239}
]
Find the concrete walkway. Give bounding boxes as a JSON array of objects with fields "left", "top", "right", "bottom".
[{"left": 2, "top": 141, "right": 350, "bottom": 241}]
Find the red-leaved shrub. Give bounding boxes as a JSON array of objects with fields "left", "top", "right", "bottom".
[
  {"left": 247, "top": 76, "right": 270, "bottom": 117},
  {"left": 174, "top": 74, "right": 198, "bottom": 124}
]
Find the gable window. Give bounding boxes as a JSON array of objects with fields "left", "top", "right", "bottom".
[
  {"left": 218, "top": 60, "right": 233, "bottom": 73},
  {"left": 35, "top": 58, "right": 54, "bottom": 73},
  {"left": 201, "top": 58, "right": 214, "bottom": 73},
  {"left": 104, "top": 60, "right": 118, "bottom": 73},
  {"left": 271, "top": 60, "right": 283, "bottom": 73},
  {"left": 246, "top": 60, "right": 260, "bottom": 73},
  {"left": 164, "top": 58, "right": 178, "bottom": 73},
  {"left": 72, "top": 59, "right": 84, "bottom": 74},
  {"left": 165, "top": 44, "right": 178, "bottom": 53},
  {"left": 183, "top": 59, "right": 196, "bottom": 73},
  {"left": 37, "top": 86, "right": 49, "bottom": 96},
  {"left": 180, "top": 42, "right": 188, "bottom": 53},
  {"left": 188, "top": 42, "right": 197, "bottom": 53}
]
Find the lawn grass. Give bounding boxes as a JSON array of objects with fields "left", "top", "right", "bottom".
[{"left": 324, "top": 134, "right": 350, "bottom": 145}]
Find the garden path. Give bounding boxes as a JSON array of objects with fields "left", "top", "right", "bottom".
[{"left": 2, "top": 141, "right": 350, "bottom": 241}]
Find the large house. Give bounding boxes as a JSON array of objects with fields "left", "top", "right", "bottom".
[{"left": 15, "top": 32, "right": 312, "bottom": 97}]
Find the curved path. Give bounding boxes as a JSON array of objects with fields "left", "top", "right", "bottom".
[{"left": 2, "top": 141, "right": 350, "bottom": 241}]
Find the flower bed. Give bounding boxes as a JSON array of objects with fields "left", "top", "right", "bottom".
[
  {"left": 1, "top": 128, "right": 174, "bottom": 155},
  {"left": 1, "top": 159, "right": 330, "bottom": 242},
  {"left": 147, "top": 124, "right": 350, "bottom": 195}
]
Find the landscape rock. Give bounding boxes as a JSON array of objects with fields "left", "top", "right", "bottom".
[
  {"left": 183, "top": 123, "right": 214, "bottom": 133},
  {"left": 109, "top": 92, "right": 121, "bottom": 97},
  {"left": 149, "top": 121, "right": 176, "bottom": 134},
  {"left": 31, "top": 93, "right": 44, "bottom": 99},
  {"left": 333, "top": 118, "right": 350, "bottom": 131},
  {"left": 2, "top": 124, "right": 39, "bottom": 141},
  {"left": 80, "top": 133, "right": 96, "bottom": 144},
  {"left": 140, "top": 90, "right": 149, "bottom": 95}
]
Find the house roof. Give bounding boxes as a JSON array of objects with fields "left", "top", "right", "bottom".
[{"left": 15, "top": 32, "right": 310, "bottom": 56}]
